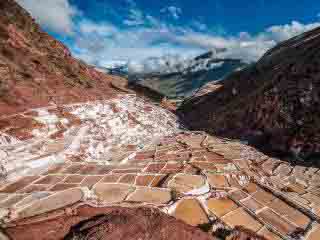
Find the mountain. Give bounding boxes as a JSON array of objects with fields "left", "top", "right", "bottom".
[
  {"left": 0, "top": 0, "right": 129, "bottom": 115},
  {"left": 0, "top": 0, "right": 178, "bottom": 177},
  {"left": 129, "top": 51, "right": 248, "bottom": 98},
  {"left": 178, "top": 26, "right": 320, "bottom": 159},
  {"left": 1, "top": 1, "right": 320, "bottom": 240},
  {"left": 95, "top": 60, "right": 129, "bottom": 77}
]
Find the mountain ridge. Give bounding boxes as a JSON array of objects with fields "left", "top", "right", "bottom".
[
  {"left": 0, "top": 0, "right": 129, "bottom": 115},
  {"left": 128, "top": 52, "right": 248, "bottom": 98},
  {"left": 0, "top": 1, "right": 320, "bottom": 240},
  {"left": 178, "top": 26, "right": 320, "bottom": 159}
]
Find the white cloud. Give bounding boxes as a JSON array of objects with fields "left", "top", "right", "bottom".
[
  {"left": 123, "top": 9, "right": 145, "bottom": 26},
  {"left": 128, "top": 54, "right": 191, "bottom": 74},
  {"left": 75, "top": 21, "right": 120, "bottom": 55},
  {"left": 18, "top": 1, "right": 310, "bottom": 73},
  {"left": 16, "top": 0, "right": 79, "bottom": 35},
  {"left": 169, "top": 20, "right": 320, "bottom": 62},
  {"left": 146, "top": 15, "right": 162, "bottom": 27},
  {"left": 161, "top": 6, "right": 182, "bottom": 20},
  {"left": 16, "top": 0, "right": 320, "bottom": 70},
  {"left": 73, "top": 18, "right": 320, "bottom": 74},
  {"left": 79, "top": 20, "right": 117, "bottom": 36},
  {"left": 264, "top": 21, "right": 320, "bottom": 42}
]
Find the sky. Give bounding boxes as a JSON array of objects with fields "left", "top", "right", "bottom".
[{"left": 16, "top": 0, "right": 320, "bottom": 72}]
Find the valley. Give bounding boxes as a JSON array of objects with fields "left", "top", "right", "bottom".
[{"left": 0, "top": 1, "right": 319, "bottom": 240}]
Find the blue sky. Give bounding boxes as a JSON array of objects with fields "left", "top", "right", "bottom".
[{"left": 16, "top": 0, "right": 320, "bottom": 71}]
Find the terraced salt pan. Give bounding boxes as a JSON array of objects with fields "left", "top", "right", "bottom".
[
  {"left": 0, "top": 94, "right": 181, "bottom": 180},
  {"left": 0, "top": 133, "right": 20, "bottom": 146}
]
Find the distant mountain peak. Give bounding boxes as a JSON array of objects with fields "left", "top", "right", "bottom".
[{"left": 126, "top": 51, "right": 248, "bottom": 98}]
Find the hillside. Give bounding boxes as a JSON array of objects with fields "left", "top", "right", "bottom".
[
  {"left": 0, "top": 0, "right": 128, "bottom": 115},
  {"left": 179, "top": 27, "right": 320, "bottom": 159},
  {"left": 1, "top": 1, "right": 320, "bottom": 240}
]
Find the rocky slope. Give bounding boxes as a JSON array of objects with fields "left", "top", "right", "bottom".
[
  {"left": 0, "top": 0, "right": 128, "bottom": 115},
  {"left": 129, "top": 52, "right": 247, "bottom": 98},
  {"left": 178, "top": 27, "right": 320, "bottom": 159}
]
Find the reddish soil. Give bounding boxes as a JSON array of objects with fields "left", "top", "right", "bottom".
[
  {"left": 6, "top": 205, "right": 217, "bottom": 240},
  {"left": 0, "top": 114, "right": 45, "bottom": 140},
  {"left": 0, "top": 0, "right": 129, "bottom": 116}
]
